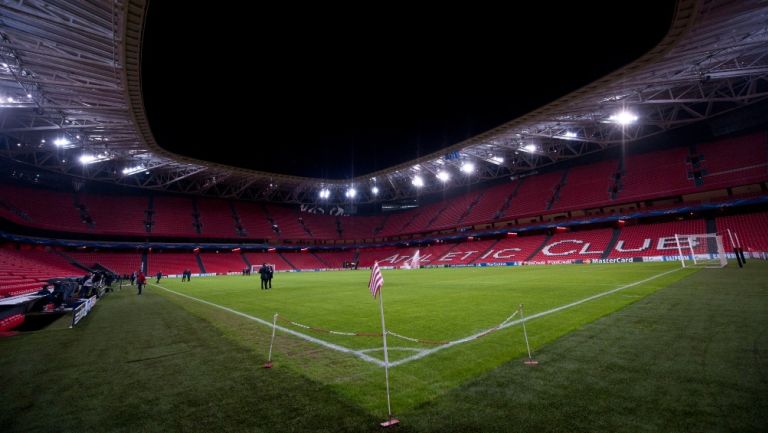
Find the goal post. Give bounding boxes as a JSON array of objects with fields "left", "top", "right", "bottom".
[
  {"left": 674, "top": 233, "right": 727, "bottom": 268},
  {"left": 251, "top": 263, "right": 277, "bottom": 274}
]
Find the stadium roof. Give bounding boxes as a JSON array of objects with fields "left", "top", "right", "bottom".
[
  {"left": 140, "top": 2, "right": 674, "bottom": 180},
  {"left": 1, "top": 0, "right": 768, "bottom": 204}
]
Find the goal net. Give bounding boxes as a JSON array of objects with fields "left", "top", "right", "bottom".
[{"left": 674, "top": 233, "right": 727, "bottom": 268}]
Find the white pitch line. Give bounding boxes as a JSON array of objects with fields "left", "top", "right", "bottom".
[
  {"left": 358, "top": 347, "right": 426, "bottom": 354},
  {"left": 389, "top": 267, "right": 683, "bottom": 367},
  {"left": 151, "top": 284, "right": 385, "bottom": 367}
]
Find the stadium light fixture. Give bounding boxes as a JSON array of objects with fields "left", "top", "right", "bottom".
[
  {"left": 122, "top": 165, "right": 145, "bottom": 175},
  {"left": 371, "top": 186, "right": 379, "bottom": 195},
  {"left": 412, "top": 175, "right": 424, "bottom": 187},
  {"left": 490, "top": 156, "right": 504, "bottom": 164},
  {"left": 79, "top": 152, "right": 112, "bottom": 165},
  {"left": 564, "top": 131, "right": 577, "bottom": 138},
  {"left": 53, "top": 137, "right": 71, "bottom": 147},
  {"left": 523, "top": 144, "right": 537, "bottom": 152},
  {"left": 345, "top": 188, "right": 357, "bottom": 198},
  {"left": 460, "top": 162, "right": 475, "bottom": 174},
  {"left": 436, "top": 170, "right": 450, "bottom": 182},
  {"left": 319, "top": 188, "right": 331, "bottom": 199},
  {"left": 609, "top": 111, "right": 638, "bottom": 125}
]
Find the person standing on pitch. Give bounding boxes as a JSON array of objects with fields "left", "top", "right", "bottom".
[
  {"left": 258, "top": 263, "right": 270, "bottom": 290},
  {"left": 155, "top": 271, "right": 162, "bottom": 284},
  {"left": 136, "top": 270, "right": 146, "bottom": 295},
  {"left": 267, "top": 265, "right": 274, "bottom": 289}
]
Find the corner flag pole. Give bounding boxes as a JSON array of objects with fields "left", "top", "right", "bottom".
[
  {"left": 370, "top": 261, "right": 398, "bottom": 427},
  {"left": 378, "top": 285, "right": 398, "bottom": 426},
  {"left": 264, "top": 312, "right": 278, "bottom": 368},
  {"left": 519, "top": 304, "right": 538, "bottom": 366}
]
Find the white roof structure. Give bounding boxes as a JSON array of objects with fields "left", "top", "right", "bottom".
[{"left": 1, "top": 0, "right": 767, "bottom": 204}]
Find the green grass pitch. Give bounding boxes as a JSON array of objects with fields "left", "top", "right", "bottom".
[
  {"left": 153, "top": 262, "right": 694, "bottom": 411},
  {"left": 2, "top": 261, "right": 766, "bottom": 432}
]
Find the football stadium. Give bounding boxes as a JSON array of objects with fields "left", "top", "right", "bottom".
[{"left": 1, "top": 1, "right": 767, "bottom": 432}]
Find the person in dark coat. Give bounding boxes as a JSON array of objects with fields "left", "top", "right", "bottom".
[
  {"left": 258, "top": 263, "right": 270, "bottom": 290},
  {"left": 156, "top": 271, "right": 162, "bottom": 284},
  {"left": 267, "top": 265, "right": 274, "bottom": 289}
]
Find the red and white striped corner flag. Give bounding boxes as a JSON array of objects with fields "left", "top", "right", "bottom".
[
  {"left": 368, "top": 260, "right": 399, "bottom": 427},
  {"left": 369, "top": 261, "right": 384, "bottom": 299}
]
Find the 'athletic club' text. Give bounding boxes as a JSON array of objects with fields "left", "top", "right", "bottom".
[{"left": 375, "top": 236, "right": 700, "bottom": 264}]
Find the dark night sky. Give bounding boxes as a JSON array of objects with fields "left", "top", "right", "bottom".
[{"left": 141, "top": 2, "right": 676, "bottom": 179}]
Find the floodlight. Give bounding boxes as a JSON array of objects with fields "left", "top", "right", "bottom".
[
  {"left": 436, "top": 171, "right": 450, "bottom": 182},
  {"left": 345, "top": 188, "right": 357, "bottom": 198},
  {"left": 122, "top": 165, "right": 144, "bottom": 175},
  {"left": 412, "top": 175, "right": 424, "bottom": 187},
  {"left": 79, "top": 154, "right": 96, "bottom": 164},
  {"left": 371, "top": 186, "right": 379, "bottom": 195},
  {"left": 609, "top": 111, "right": 638, "bottom": 125},
  {"left": 460, "top": 162, "right": 475, "bottom": 174}
]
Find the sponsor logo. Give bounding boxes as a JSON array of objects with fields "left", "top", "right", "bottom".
[{"left": 588, "top": 258, "right": 635, "bottom": 264}]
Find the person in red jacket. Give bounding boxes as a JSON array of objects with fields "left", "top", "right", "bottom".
[{"left": 136, "top": 270, "right": 146, "bottom": 295}]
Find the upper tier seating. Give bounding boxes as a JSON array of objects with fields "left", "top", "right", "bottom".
[
  {"left": 152, "top": 197, "right": 198, "bottom": 237},
  {"left": 501, "top": 172, "right": 563, "bottom": 218},
  {"left": 235, "top": 202, "right": 276, "bottom": 239},
  {"left": 617, "top": 147, "right": 695, "bottom": 201},
  {"left": 698, "top": 131, "right": 768, "bottom": 188},
  {"left": 197, "top": 198, "right": 238, "bottom": 238},
  {"left": 81, "top": 193, "right": 148, "bottom": 235},
  {"left": 0, "top": 132, "right": 765, "bottom": 242},
  {"left": 553, "top": 160, "right": 618, "bottom": 210}
]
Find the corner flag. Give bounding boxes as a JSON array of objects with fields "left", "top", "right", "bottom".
[
  {"left": 369, "top": 261, "right": 383, "bottom": 298},
  {"left": 368, "top": 260, "right": 399, "bottom": 427}
]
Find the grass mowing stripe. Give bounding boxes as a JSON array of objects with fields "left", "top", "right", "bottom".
[
  {"left": 390, "top": 266, "right": 682, "bottom": 367},
  {"left": 400, "top": 263, "right": 768, "bottom": 432},
  {"left": 0, "top": 284, "right": 380, "bottom": 432},
  {"left": 151, "top": 282, "right": 386, "bottom": 367}
]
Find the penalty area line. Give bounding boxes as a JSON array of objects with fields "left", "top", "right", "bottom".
[
  {"left": 150, "top": 283, "right": 385, "bottom": 367},
  {"left": 389, "top": 267, "right": 683, "bottom": 367}
]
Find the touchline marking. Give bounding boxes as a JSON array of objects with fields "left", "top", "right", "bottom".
[
  {"left": 389, "top": 267, "right": 683, "bottom": 367},
  {"left": 151, "top": 284, "right": 385, "bottom": 367}
]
